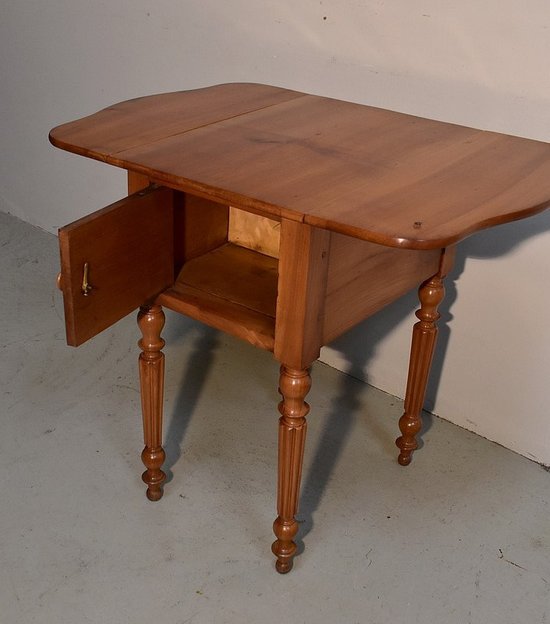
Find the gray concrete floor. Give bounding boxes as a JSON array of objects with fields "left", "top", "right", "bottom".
[{"left": 1, "top": 210, "right": 549, "bottom": 624}]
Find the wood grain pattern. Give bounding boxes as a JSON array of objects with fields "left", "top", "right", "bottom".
[
  {"left": 175, "top": 193, "right": 229, "bottom": 266},
  {"left": 138, "top": 304, "right": 167, "bottom": 501},
  {"left": 228, "top": 208, "right": 280, "bottom": 258},
  {"left": 49, "top": 83, "right": 303, "bottom": 162},
  {"left": 159, "top": 284, "right": 275, "bottom": 351},
  {"left": 396, "top": 246, "right": 455, "bottom": 465},
  {"left": 158, "top": 243, "right": 278, "bottom": 351},
  {"left": 50, "top": 84, "right": 550, "bottom": 249},
  {"left": 58, "top": 186, "right": 174, "bottom": 346},
  {"left": 175, "top": 243, "right": 277, "bottom": 317},
  {"left": 274, "top": 220, "right": 331, "bottom": 369},
  {"left": 323, "top": 233, "right": 441, "bottom": 343}
]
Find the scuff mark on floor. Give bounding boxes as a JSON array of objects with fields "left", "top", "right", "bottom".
[{"left": 498, "top": 548, "right": 527, "bottom": 571}]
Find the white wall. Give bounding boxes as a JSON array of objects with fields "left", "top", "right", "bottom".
[{"left": 2, "top": 1, "right": 550, "bottom": 463}]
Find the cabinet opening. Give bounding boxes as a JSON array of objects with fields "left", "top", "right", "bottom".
[{"left": 158, "top": 194, "right": 280, "bottom": 351}]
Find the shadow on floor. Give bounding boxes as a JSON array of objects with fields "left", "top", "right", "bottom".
[
  {"left": 162, "top": 320, "right": 220, "bottom": 484},
  {"left": 296, "top": 209, "right": 550, "bottom": 546},
  {"left": 159, "top": 210, "right": 550, "bottom": 553}
]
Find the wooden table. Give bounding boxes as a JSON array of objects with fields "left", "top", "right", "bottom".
[{"left": 50, "top": 83, "right": 550, "bottom": 573}]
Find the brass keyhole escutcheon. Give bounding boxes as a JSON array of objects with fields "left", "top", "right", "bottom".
[{"left": 81, "top": 262, "right": 93, "bottom": 296}]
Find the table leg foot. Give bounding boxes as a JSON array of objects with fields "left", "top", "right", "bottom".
[
  {"left": 138, "top": 304, "right": 167, "bottom": 501},
  {"left": 141, "top": 446, "right": 166, "bottom": 501},
  {"left": 396, "top": 269, "right": 447, "bottom": 466},
  {"left": 272, "top": 517, "right": 297, "bottom": 573},
  {"left": 272, "top": 365, "right": 311, "bottom": 573}
]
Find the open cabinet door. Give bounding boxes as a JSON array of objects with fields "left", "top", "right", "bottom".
[{"left": 58, "top": 185, "right": 174, "bottom": 346}]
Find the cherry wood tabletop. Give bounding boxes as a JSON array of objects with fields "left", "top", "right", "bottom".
[{"left": 50, "top": 82, "right": 550, "bottom": 249}]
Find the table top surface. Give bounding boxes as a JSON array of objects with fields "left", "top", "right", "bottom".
[{"left": 50, "top": 83, "right": 550, "bottom": 249}]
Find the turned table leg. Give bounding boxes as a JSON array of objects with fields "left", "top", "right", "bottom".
[
  {"left": 272, "top": 365, "right": 311, "bottom": 573},
  {"left": 396, "top": 249, "right": 453, "bottom": 466},
  {"left": 137, "top": 304, "right": 167, "bottom": 501}
]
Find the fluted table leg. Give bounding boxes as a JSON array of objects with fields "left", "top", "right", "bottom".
[
  {"left": 138, "top": 304, "right": 167, "bottom": 501},
  {"left": 396, "top": 248, "right": 454, "bottom": 466},
  {"left": 271, "top": 365, "right": 311, "bottom": 573}
]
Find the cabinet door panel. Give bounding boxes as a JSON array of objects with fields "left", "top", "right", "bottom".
[{"left": 59, "top": 186, "right": 174, "bottom": 346}]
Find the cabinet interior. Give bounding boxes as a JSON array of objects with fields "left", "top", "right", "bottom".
[{"left": 158, "top": 192, "right": 281, "bottom": 351}]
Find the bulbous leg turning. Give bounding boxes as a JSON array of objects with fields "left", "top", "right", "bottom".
[
  {"left": 272, "top": 517, "right": 299, "bottom": 573},
  {"left": 141, "top": 445, "right": 166, "bottom": 501}
]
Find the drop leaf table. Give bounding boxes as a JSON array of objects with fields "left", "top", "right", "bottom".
[{"left": 50, "top": 83, "right": 550, "bottom": 573}]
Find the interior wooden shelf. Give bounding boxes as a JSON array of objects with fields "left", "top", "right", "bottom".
[{"left": 158, "top": 243, "right": 278, "bottom": 351}]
